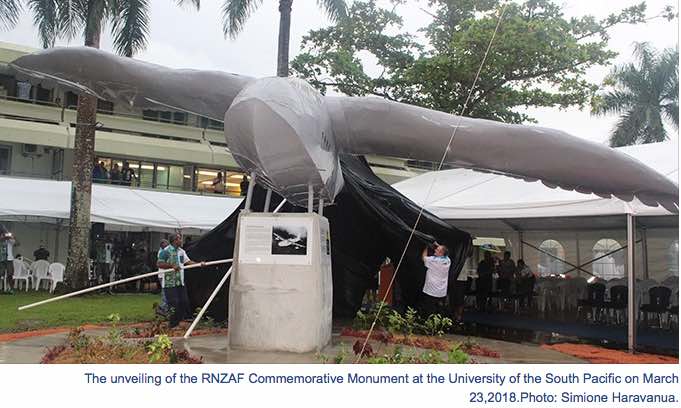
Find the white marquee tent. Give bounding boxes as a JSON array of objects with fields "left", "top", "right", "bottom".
[
  {"left": 0, "top": 176, "right": 243, "bottom": 231},
  {"left": 394, "top": 141, "right": 677, "bottom": 221},
  {"left": 394, "top": 141, "right": 678, "bottom": 351}
]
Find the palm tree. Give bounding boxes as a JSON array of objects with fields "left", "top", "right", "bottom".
[
  {"left": 0, "top": 0, "right": 20, "bottom": 30},
  {"left": 592, "top": 42, "right": 679, "bottom": 147},
  {"left": 221, "top": 0, "right": 347, "bottom": 77},
  {"left": 23, "top": 0, "right": 200, "bottom": 288}
]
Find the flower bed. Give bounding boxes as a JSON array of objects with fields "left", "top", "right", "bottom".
[
  {"left": 340, "top": 327, "right": 501, "bottom": 359},
  {"left": 41, "top": 327, "right": 202, "bottom": 364}
]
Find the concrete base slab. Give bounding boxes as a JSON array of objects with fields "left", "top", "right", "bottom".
[{"left": 1, "top": 329, "right": 587, "bottom": 364}]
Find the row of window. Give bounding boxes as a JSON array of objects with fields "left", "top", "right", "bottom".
[
  {"left": 1, "top": 75, "right": 225, "bottom": 131},
  {"left": 537, "top": 238, "right": 679, "bottom": 279},
  {"left": 94, "top": 156, "right": 248, "bottom": 196}
]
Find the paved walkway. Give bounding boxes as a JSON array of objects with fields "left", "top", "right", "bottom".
[{"left": 0, "top": 329, "right": 585, "bottom": 364}]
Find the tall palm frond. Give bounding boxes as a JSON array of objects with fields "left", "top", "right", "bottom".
[
  {"left": 175, "top": 0, "right": 199, "bottom": 9},
  {"left": 221, "top": 0, "right": 262, "bottom": 39},
  {"left": 111, "top": 0, "right": 150, "bottom": 57},
  {"left": 316, "top": 0, "right": 347, "bottom": 22},
  {"left": 27, "top": 0, "right": 59, "bottom": 48},
  {"left": 56, "top": 0, "right": 85, "bottom": 40},
  {"left": 592, "top": 42, "right": 678, "bottom": 147},
  {"left": 0, "top": 0, "right": 21, "bottom": 30}
]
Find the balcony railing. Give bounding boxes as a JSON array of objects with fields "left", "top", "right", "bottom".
[{"left": 0, "top": 95, "right": 226, "bottom": 146}]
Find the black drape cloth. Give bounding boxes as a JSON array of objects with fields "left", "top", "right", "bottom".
[{"left": 184, "top": 155, "right": 472, "bottom": 320}]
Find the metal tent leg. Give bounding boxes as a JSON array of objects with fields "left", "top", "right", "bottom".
[
  {"left": 307, "top": 184, "right": 314, "bottom": 213},
  {"left": 627, "top": 213, "right": 636, "bottom": 353}
]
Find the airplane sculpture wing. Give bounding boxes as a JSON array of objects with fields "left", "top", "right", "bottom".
[
  {"left": 11, "top": 47, "right": 678, "bottom": 211},
  {"left": 10, "top": 47, "right": 253, "bottom": 121},
  {"left": 327, "top": 96, "right": 679, "bottom": 211}
]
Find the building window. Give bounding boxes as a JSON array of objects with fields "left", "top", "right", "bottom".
[
  {"left": 592, "top": 239, "right": 625, "bottom": 280},
  {"left": 195, "top": 168, "right": 245, "bottom": 196},
  {"left": 669, "top": 240, "right": 679, "bottom": 277},
  {"left": 199, "top": 116, "right": 224, "bottom": 131},
  {"left": 538, "top": 239, "right": 566, "bottom": 276},
  {"left": 0, "top": 145, "right": 10, "bottom": 175},
  {"left": 97, "top": 99, "right": 114, "bottom": 114},
  {"left": 65, "top": 91, "right": 79, "bottom": 108}
]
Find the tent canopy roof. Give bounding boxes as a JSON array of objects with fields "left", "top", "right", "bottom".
[
  {"left": 394, "top": 141, "right": 678, "bottom": 229},
  {"left": 0, "top": 176, "right": 242, "bottom": 232}
]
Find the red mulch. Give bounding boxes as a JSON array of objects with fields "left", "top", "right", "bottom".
[
  {"left": 541, "top": 343, "right": 678, "bottom": 364},
  {"left": 340, "top": 327, "right": 501, "bottom": 358},
  {"left": 0, "top": 324, "right": 110, "bottom": 343}
]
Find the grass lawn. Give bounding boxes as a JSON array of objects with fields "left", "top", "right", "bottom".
[{"left": 0, "top": 292, "right": 159, "bottom": 333}]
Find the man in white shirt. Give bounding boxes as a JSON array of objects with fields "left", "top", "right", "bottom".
[{"left": 420, "top": 242, "right": 451, "bottom": 317}]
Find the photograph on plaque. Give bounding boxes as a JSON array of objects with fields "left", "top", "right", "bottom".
[{"left": 271, "top": 224, "right": 308, "bottom": 255}]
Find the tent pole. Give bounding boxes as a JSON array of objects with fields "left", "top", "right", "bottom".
[
  {"left": 518, "top": 231, "right": 523, "bottom": 260},
  {"left": 318, "top": 197, "right": 324, "bottom": 216},
  {"left": 641, "top": 227, "right": 649, "bottom": 279},
  {"left": 183, "top": 201, "right": 287, "bottom": 339},
  {"left": 263, "top": 189, "right": 272, "bottom": 213},
  {"left": 244, "top": 172, "right": 256, "bottom": 211},
  {"left": 308, "top": 184, "right": 314, "bottom": 213},
  {"left": 627, "top": 213, "right": 636, "bottom": 353},
  {"left": 575, "top": 233, "right": 581, "bottom": 277}
]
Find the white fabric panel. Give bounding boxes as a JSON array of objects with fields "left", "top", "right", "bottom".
[
  {"left": 0, "top": 176, "right": 242, "bottom": 231},
  {"left": 394, "top": 141, "right": 677, "bottom": 219}
]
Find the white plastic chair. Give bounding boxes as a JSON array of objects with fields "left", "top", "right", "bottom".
[
  {"left": 12, "top": 259, "right": 32, "bottom": 291},
  {"left": 32, "top": 260, "right": 51, "bottom": 291},
  {"left": 48, "top": 263, "right": 65, "bottom": 293}
]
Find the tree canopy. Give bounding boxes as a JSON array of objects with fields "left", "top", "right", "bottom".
[{"left": 292, "top": 0, "right": 676, "bottom": 124}]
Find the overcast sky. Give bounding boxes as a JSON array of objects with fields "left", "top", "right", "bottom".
[{"left": 2, "top": 0, "right": 678, "bottom": 145}]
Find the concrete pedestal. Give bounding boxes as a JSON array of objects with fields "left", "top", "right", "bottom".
[{"left": 228, "top": 212, "right": 332, "bottom": 353}]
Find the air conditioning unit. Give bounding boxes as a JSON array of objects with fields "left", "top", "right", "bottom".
[{"left": 22, "top": 143, "right": 43, "bottom": 157}]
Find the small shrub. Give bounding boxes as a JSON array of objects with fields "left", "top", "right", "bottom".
[
  {"left": 107, "top": 313, "right": 123, "bottom": 346},
  {"left": 147, "top": 335, "right": 173, "bottom": 363},
  {"left": 448, "top": 345, "right": 470, "bottom": 364},
  {"left": 421, "top": 314, "right": 453, "bottom": 336}
]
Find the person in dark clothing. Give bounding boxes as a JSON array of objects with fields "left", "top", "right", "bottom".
[
  {"left": 33, "top": 245, "right": 50, "bottom": 261},
  {"left": 240, "top": 175, "right": 249, "bottom": 196},
  {"left": 497, "top": 251, "right": 516, "bottom": 294},
  {"left": 109, "top": 163, "right": 121, "bottom": 185},
  {"left": 121, "top": 162, "right": 136, "bottom": 187},
  {"left": 476, "top": 251, "right": 494, "bottom": 312}
]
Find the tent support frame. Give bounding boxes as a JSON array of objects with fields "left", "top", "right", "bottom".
[{"left": 627, "top": 214, "right": 637, "bottom": 352}]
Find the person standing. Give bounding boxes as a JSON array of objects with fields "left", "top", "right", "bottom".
[
  {"left": 121, "top": 162, "right": 137, "bottom": 187},
  {"left": 497, "top": 251, "right": 516, "bottom": 294},
  {"left": 0, "top": 231, "right": 16, "bottom": 293},
  {"left": 109, "top": 163, "right": 121, "bottom": 185},
  {"left": 240, "top": 175, "right": 249, "bottom": 196},
  {"left": 157, "top": 234, "right": 203, "bottom": 327},
  {"left": 212, "top": 172, "right": 225, "bottom": 194},
  {"left": 420, "top": 242, "right": 451, "bottom": 317},
  {"left": 476, "top": 251, "right": 494, "bottom": 312},
  {"left": 156, "top": 239, "right": 170, "bottom": 315},
  {"left": 451, "top": 266, "right": 469, "bottom": 324}
]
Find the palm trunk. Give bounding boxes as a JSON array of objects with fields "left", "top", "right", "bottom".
[
  {"left": 65, "top": 24, "right": 101, "bottom": 289},
  {"left": 277, "top": 0, "right": 293, "bottom": 77}
]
